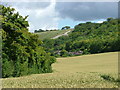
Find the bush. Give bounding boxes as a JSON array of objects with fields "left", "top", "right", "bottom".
[
  {"left": 101, "top": 74, "right": 115, "bottom": 81},
  {"left": 60, "top": 50, "right": 68, "bottom": 57}
]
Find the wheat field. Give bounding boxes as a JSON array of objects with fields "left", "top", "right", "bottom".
[{"left": 1, "top": 52, "right": 118, "bottom": 88}]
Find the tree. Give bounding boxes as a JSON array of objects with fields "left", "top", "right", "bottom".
[
  {"left": 107, "top": 18, "right": 113, "bottom": 22},
  {"left": 65, "top": 26, "right": 70, "bottom": 29},
  {"left": 60, "top": 50, "right": 68, "bottom": 57},
  {"left": 34, "top": 29, "right": 44, "bottom": 33},
  {"left": 61, "top": 26, "right": 70, "bottom": 30},
  {"left": 1, "top": 5, "right": 56, "bottom": 78},
  {"left": 34, "top": 30, "right": 38, "bottom": 33}
]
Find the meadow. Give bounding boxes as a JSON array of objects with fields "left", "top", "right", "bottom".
[
  {"left": 2, "top": 52, "right": 118, "bottom": 88},
  {"left": 35, "top": 29, "right": 72, "bottom": 40}
]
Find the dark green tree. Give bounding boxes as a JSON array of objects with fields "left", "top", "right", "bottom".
[
  {"left": 61, "top": 26, "right": 70, "bottom": 30},
  {"left": 1, "top": 5, "right": 56, "bottom": 78}
]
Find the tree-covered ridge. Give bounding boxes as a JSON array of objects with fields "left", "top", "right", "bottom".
[
  {"left": 1, "top": 5, "right": 56, "bottom": 78},
  {"left": 42, "top": 18, "right": 120, "bottom": 57}
]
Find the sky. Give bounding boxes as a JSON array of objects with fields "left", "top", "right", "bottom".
[{"left": 1, "top": 0, "right": 118, "bottom": 32}]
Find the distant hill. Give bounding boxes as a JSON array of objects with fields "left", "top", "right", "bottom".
[
  {"left": 35, "top": 29, "right": 73, "bottom": 40},
  {"left": 42, "top": 18, "right": 120, "bottom": 57}
]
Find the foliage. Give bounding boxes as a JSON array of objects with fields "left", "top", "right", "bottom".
[
  {"left": 61, "top": 26, "right": 70, "bottom": 30},
  {"left": 60, "top": 50, "right": 68, "bottom": 57},
  {"left": 101, "top": 74, "right": 115, "bottom": 82},
  {"left": 42, "top": 18, "right": 120, "bottom": 57},
  {"left": 34, "top": 29, "right": 44, "bottom": 33},
  {"left": 1, "top": 5, "right": 56, "bottom": 78}
]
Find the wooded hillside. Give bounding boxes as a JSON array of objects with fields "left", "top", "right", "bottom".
[{"left": 42, "top": 18, "right": 120, "bottom": 57}]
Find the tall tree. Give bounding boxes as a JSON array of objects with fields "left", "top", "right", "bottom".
[{"left": 1, "top": 5, "right": 56, "bottom": 78}]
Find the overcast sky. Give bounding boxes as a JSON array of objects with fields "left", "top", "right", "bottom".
[{"left": 2, "top": 0, "right": 118, "bottom": 32}]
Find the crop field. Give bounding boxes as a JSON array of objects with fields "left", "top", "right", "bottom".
[
  {"left": 1, "top": 52, "right": 119, "bottom": 88},
  {"left": 35, "top": 29, "right": 72, "bottom": 40}
]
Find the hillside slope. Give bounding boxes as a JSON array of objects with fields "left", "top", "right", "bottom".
[
  {"left": 2, "top": 52, "right": 118, "bottom": 88},
  {"left": 52, "top": 30, "right": 71, "bottom": 39},
  {"left": 35, "top": 29, "right": 72, "bottom": 40}
]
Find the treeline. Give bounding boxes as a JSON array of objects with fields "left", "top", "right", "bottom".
[
  {"left": 34, "top": 26, "right": 71, "bottom": 33},
  {"left": 1, "top": 5, "right": 56, "bottom": 78},
  {"left": 34, "top": 29, "right": 59, "bottom": 33},
  {"left": 42, "top": 18, "right": 120, "bottom": 57}
]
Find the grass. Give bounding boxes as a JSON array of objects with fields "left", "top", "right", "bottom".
[
  {"left": 1, "top": 52, "right": 118, "bottom": 88},
  {"left": 35, "top": 29, "right": 72, "bottom": 40},
  {"left": 54, "top": 52, "right": 118, "bottom": 74}
]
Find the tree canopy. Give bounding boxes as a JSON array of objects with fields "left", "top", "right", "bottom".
[
  {"left": 61, "top": 26, "right": 70, "bottom": 30},
  {"left": 1, "top": 5, "right": 56, "bottom": 78}
]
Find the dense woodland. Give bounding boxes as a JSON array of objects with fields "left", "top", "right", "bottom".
[
  {"left": 1, "top": 5, "right": 56, "bottom": 78},
  {"left": 42, "top": 18, "right": 120, "bottom": 57}
]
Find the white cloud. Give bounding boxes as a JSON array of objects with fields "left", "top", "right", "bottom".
[
  {"left": 91, "top": 19, "right": 106, "bottom": 23},
  {"left": 96, "top": 20, "right": 104, "bottom": 23},
  {"left": 10, "top": 0, "right": 59, "bottom": 32}
]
